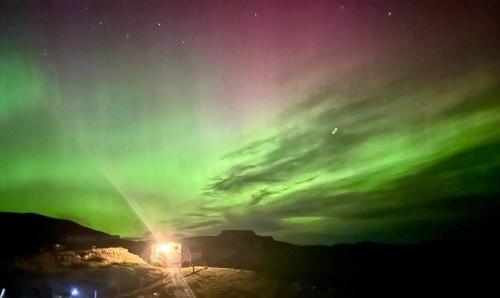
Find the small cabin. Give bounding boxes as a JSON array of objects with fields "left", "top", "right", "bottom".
[{"left": 150, "top": 241, "right": 182, "bottom": 268}]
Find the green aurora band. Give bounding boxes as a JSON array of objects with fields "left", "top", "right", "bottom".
[{"left": 1, "top": 0, "right": 499, "bottom": 244}]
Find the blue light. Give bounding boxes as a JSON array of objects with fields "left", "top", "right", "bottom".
[{"left": 70, "top": 288, "right": 79, "bottom": 296}]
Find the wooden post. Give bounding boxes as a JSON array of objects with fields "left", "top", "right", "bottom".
[{"left": 190, "top": 251, "right": 194, "bottom": 273}]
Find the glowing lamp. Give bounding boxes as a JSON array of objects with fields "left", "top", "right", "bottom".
[{"left": 158, "top": 243, "right": 171, "bottom": 253}]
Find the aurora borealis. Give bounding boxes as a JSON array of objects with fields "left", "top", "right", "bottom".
[{"left": 1, "top": 0, "right": 499, "bottom": 244}]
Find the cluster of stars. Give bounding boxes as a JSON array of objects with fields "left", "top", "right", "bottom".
[{"left": 37, "top": 3, "right": 396, "bottom": 58}]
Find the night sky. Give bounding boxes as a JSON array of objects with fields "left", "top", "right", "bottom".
[{"left": 1, "top": 0, "right": 499, "bottom": 244}]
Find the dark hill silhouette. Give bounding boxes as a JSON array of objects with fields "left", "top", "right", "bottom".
[
  {"left": 0, "top": 212, "right": 145, "bottom": 257},
  {"left": 1, "top": 212, "right": 497, "bottom": 297},
  {"left": 183, "top": 229, "right": 497, "bottom": 297}
]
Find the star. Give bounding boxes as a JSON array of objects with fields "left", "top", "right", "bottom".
[
  {"left": 157, "top": 22, "right": 161, "bottom": 26},
  {"left": 253, "top": 12, "right": 258, "bottom": 17},
  {"left": 387, "top": 11, "right": 392, "bottom": 17},
  {"left": 332, "top": 128, "right": 338, "bottom": 134},
  {"left": 98, "top": 20, "right": 103, "bottom": 25}
]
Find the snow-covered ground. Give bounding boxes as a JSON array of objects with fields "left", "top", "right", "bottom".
[
  {"left": 3, "top": 247, "right": 332, "bottom": 297},
  {"left": 158, "top": 266, "right": 331, "bottom": 298},
  {"left": 119, "top": 266, "right": 333, "bottom": 297}
]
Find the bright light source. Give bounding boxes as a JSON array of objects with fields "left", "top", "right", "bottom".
[
  {"left": 158, "top": 243, "right": 170, "bottom": 253},
  {"left": 70, "top": 288, "right": 79, "bottom": 296}
]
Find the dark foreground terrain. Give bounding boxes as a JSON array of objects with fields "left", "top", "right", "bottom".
[{"left": 0, "top": 212, "right": 497, "bottom": 297}]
